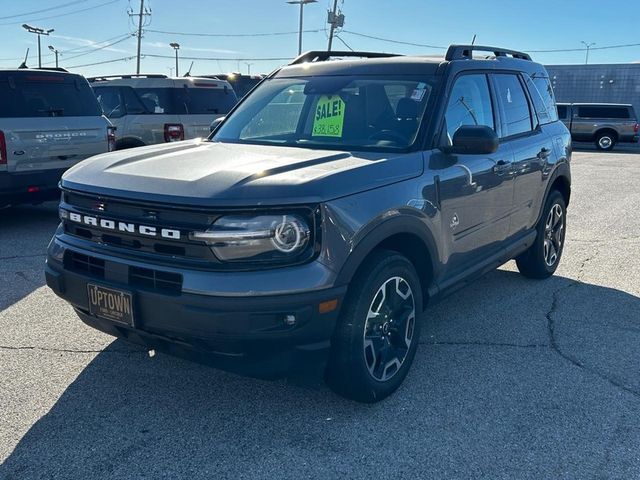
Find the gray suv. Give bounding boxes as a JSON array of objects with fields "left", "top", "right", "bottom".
[
  {"left": 90, "top": 75, "right": 237, "bottom": 149},
  {"left": 46, "top": 46, "right": 571, "bottom": 402},
  {"left": 0, "top": 69, "right": 114, "bottom": 207},
  {"left": 557, "top": 102, "right": 639, "bottom": 151}
]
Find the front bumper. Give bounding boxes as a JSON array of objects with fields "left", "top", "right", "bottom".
[
  {"left": 0, "top": 169, "right": 66, "bottom": 205},
  {"left": 45, "top": 236, "right": 346, "bottom": 376}
]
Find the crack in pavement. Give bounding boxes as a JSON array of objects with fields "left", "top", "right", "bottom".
[
  {"left": 0, "top": 345, "right": 143, "bottom": 355},
  {"left": 545, "top": 248, "right": 640, "bottom": 400}
]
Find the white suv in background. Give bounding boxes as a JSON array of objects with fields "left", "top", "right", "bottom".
[{"left": 90, "top": 75, "right": 237, "bottom": 149}]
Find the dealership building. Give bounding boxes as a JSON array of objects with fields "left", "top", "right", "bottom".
[{"left": 545, "top": 63, "right": 640, "bottom": 113}]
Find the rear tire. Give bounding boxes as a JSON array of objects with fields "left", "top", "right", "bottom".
[
  {"left": 325, "top": 250, "right": 422, "bottom": 403},
  {"left": 595, "top": 132, "right": 616, "bottom": 151},
  {"left": 516, "top": 190, "right": 566, "bottom": 279}
]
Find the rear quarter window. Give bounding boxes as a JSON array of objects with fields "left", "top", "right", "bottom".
[
  {"left": 524, "top": 74, "right": 559, "bottom": 125},
  {"left": 0, "top": 74, "right": 101, "bottom": 118},
  {"left": 577, "top": 106, "right": 630, "bottom": 119}
]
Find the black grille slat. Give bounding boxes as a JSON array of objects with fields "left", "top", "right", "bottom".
[
  {"left": 64, "top": 251, "right": 182, "bottom": 294},
  {"left": 129, "top": 266, "right": 182, "bottom": 294}
]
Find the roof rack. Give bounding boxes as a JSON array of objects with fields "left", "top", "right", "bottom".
[
  {"left": 87, "top": 74, "right": 168, "bottom": 82},
  {"left": 445, "top": 45, "right": 531, "bottom": 61},
  {"left": 289, "top": 50, "right": 401, "bottom": 65}
]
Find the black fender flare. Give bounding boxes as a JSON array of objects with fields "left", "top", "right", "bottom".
[
  {"left": 535, "top": 162, "right": 571, "bottom": 225},
  {"left": 334, "top": 212, "right": 440, "bottom": 290}
]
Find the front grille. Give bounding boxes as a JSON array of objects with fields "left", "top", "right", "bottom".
[
  {"left": 64, "top": 251, "right": 183, "bottom": 294},
  {"left": 61, "top": 191, "right": 218, "bottom": 263},
  {"left": 64, "top": 252, "right": 105, "bottom": 279},
  {"left": 129, "top": 266, "right": 182, "bottom": 294}
]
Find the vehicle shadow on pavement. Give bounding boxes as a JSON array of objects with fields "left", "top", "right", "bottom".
[
  {"left": 1, "top": 270, "right": 639, "bottom": 479},
  {"left": 0, "top": 203, "right": 59, "bottom": 311}
]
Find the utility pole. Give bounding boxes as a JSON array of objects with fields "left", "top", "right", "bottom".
[
  {"left": 170, "top": 42, "right": 180, "bottom": 76},
  {"left": 581, "top": 41, "right": 595, "bottom": 64},
  {"left": 327, "top": 0, "right": 345, "bottom": 51},
  {"left": 129, "top": 0, "right": 151, "bottom": 74},
  {"left": 48, "top": 45, "right": 60, "bottom": 68},
  {"left": 22, "top": 24, "right": 54, "bottom": 68},
  {"left": 287, "top": 0, "right": 317, "bottom": 55}
]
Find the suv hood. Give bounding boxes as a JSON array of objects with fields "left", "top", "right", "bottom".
[{"left": 61, "top": 139, "right": 423, "bottom": 207}]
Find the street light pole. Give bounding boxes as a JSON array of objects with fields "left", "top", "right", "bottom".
[
  {"left": 244, "top": 62, "right": 254, "bottom": 75},
  {"left": 22, "top": 24, "right": 54, "bottom": 68},
  {"left": 287, "top": 0, "right": 317, "bottom": 55},
  {"left": 48, "top": 45, "right": 60, "bottom": 68},
  {"left": 581, "top": 41, "right": 596, "bottom": 64},
  {"left": 170, "top": 42, "right": 180, "bottom": 76}
]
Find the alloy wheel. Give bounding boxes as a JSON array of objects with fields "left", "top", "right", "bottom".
[
  {"left": 363, "top": 276, "right": 416, "bottom": 382},
  {"left": 544, "top": 203, "right": 564, "bottom": 267}
]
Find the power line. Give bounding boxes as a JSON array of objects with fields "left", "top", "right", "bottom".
[
  {"left": 145, "top": 28, "right": 323, "bottom": 37},
  {"left": 0, "top": 0, "right": 121, "bottom": 26},
  {"left": 342, "top": 30, "right": 640, "bottom": 55},
  {"left": 143, "top": 53, "right": 291, "bottom": 61},
  {"left": 68, "top": 55, "right": 136, "bottom": 69},
  {"left": 342, "top": 30, "right": 447, "bottom": 49},
  {"left": 0, "top": 0, "right": 89, "bottom": 20},
  {"left": 43, "top": 34, "right": 134, "bottom": 64}
]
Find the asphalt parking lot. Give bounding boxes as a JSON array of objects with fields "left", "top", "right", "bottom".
[{"left": 0, "top": 150, "right": 639, "bottom": 479}]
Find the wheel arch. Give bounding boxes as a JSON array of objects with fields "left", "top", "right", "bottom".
[
  {"left": 535, "top": 163, "right": 571, "bottom": 226},
  {"left": 335, "top": 216, "right": 439, "bottom": 309},
  {"left": 594, "top": 128, "right": 618, "bottom": 142},
  {"left": 115, "top": 136, "right": 146, "bottom": 150}
]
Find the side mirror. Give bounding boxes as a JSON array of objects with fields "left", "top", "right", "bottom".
[
  {"left": 447, "top": 125, "right": 499, "bottom": 155},
  {"left": 209, "top": 116, "right": 225, "bottom": 133}
]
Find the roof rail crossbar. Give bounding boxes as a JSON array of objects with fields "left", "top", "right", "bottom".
[
  {"left": 445, "top": 45, "right": 532, "bottom": 61},
  {"left": 86, "top": 74, "right": 168, "bottom": 82},
  {"left": 289, "top": 50, "right": 401, "bottom": 65}
]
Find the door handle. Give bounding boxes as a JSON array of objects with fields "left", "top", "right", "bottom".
[
  {"left": 537, "top": 147, "right": 551, "bottom": 160},
  {"left": 492, "top": 159, "right": 511, "bottom": 174}
]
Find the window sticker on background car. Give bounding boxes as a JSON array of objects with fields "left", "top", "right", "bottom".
[
  {"left": 312, "top": 95, "right": 346, "bottom": 137},
  {"left": 410, "top": 82, "right": 427, "bottom": 101}
]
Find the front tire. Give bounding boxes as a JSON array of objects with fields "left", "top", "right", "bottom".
[
  {"left": 326, "top": 250, "right": 422, "bottom": 403},
  {"left": 516, "top": 190, "right": 567, "bottom": 279}
]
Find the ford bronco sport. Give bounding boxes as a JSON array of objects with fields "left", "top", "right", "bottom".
[
  {"left": 0, "top": 69, "right": 114, "bottom": 207},
  {"left": 46, "top": 45, "right": 571, "bottom": 403}
]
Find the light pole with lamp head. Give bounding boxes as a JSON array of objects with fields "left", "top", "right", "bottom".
[
  {"left": 48, "top": 45, "right": 60, "bottom": 68},
  {"left": 22, "top": 24, "right": 54, "bottom": 68},
  {"left": 581, "top": 41, "right": 596, "bottom": 64},
  {"left": 170, "top": 42, "right": 180, "bottom": 76},
  {"left": 286, "top": 0, "right": 317, "bottom": 55}
]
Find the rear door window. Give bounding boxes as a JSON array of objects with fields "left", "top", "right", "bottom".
[
  {"left": 177, "top": 87, "right": 238, "bottom": 115},
  {"left": 492, "top": 74, "right": 533, "bottom": 137},
  {"left": 0, "top": 74, "right": 101, "bottom": 117},
  {"left": 577, "top": 106, "right": 630, "bottom": 119}
]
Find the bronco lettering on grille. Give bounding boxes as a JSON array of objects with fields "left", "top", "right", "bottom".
[{"left": 66, "top": 210, "right": 181, "bottom": 240}]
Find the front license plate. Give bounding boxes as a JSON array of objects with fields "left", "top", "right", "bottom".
[{"left": 87, "top": 284, "right": 134, "bottom": 326}]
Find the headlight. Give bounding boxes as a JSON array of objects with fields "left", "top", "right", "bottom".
[{"left": 189, "top": 213, "right": 313, "bottom": 264}]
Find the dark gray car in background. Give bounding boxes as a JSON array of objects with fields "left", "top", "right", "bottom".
[
  {"left": 557, "top": 102, "right": 639, "bottom": 151},
  {"left": 45, "top": 46, "right": 571, "bottom": 402}
]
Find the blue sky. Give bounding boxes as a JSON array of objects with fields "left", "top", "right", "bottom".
[{"left": 0, "top": 0, "right": 637, "bottom": 77}]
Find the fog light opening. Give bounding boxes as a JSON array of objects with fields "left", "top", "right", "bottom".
[{"left": 283, "top": 314, "right": 296, "bottom": 326}]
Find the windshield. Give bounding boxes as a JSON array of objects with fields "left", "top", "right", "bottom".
[{"left": 212, "top": 75, "right": 436, "bottom": 151}]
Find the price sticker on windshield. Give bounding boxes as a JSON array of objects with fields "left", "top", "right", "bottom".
[{"left": 312, "top": 95, "right": 346, "bottom": 137}]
